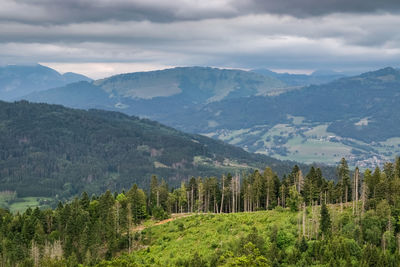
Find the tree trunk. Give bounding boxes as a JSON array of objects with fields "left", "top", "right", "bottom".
[
  {"left": 220, "top": 176, "right": 225, "bottom": 213},
  {"left": 302, "top": 203, "right": 306, "bottom": 237},
  {"left": 355, "top": 168, "right": 359, "bottom": 216},
  {"left": 191, "top": 186, "right": 194, "bottom": 213},
  {"left": 232, "top": 178, "right": 235, "bottom": 213},
  {"left": 361, "top": 181, "right": 366, "bottom": 216}
]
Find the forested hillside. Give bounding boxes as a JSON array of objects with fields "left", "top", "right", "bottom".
[
  {"left": 1, "top": 158, "right": 400, "bottom": 266},
  {"left": 0, "top": 100, "right": 309, "bottom": 200}
]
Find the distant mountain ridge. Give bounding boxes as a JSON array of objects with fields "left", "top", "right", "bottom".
[
  {"left": 0, "top": 64, "right": 91, "bottom": 100},
  {"left": 93, "top": 66, "right": 286, "bottom": 101},
  {"left": 22, "top": 66, "right": 289, "bottom": 123},
  {"left": 251, "top": 68, "right": 347, "bottom": 86}
]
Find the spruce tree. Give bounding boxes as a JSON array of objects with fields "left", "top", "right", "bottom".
[
  {"left": 320, "top": 202, "right": 331, "bottom": 239},
  {"left": 338, "top": 158, "right": 351, "bottom": 203}
]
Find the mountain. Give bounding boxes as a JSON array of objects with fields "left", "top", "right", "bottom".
[
  {"left": 0, "top": 64, "right": 92, "bottom": 100},
  {"left": 22, "top": 66, "right": 288, "bottom": 124},
  {"left": 0, "top": 100, "right": 312, "bottom": 199},
  {"left": 21, "top": 66, "right": 400, "bottom": 168},
  {"left": 186, "top": 67, "right": 400, "bottom": 167},
  {"left": 93, "top": 66, "right": 286, "bottom": 102},
  {"left": 251, "top": 68, "right": 347, "bottom": 87}
]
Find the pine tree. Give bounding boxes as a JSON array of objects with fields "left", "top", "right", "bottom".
[
  {"left": 338, "top": 158, "right": 351, "bottom": 203},
  {"left": 395, "top": 157, "right": 400, "bottom": 179},
  {"left": 320, "top": 202, "right": 331, "bottom": 239}
]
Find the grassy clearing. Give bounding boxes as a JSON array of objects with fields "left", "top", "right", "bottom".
[
  {"left": 0, "top": 194, "right": 53, "bottom": 213},
  {"left": 100, "top": 209, "right": 298, "bottom": 266}
]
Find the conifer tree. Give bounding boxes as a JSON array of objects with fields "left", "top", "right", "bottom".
[
  {"left": 320, "top": 202, "right": 331, "bottom": 239},
  {"left": 338, "top": 158, "right": 351, "bottom": 203}
]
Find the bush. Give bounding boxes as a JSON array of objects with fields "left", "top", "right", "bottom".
[{"left": 152, "top": 206, "right": 169, "bottom": 221}]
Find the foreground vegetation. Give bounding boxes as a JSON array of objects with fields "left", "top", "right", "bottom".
[{"left": 1, "top": 157, "right": 400, "bottom": 266}]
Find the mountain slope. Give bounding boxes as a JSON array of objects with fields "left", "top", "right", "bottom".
[
  {"left": 251, "top": 68, "right": 347, "bottom": 87},
  {"left": 21, "top": 67, "right": 287, "bottom": 120},
  {"left": 0, "top": 100, "right": 306, "bottom": 199},
  {"left": 94, "top": 66, "right": 286, "bottom": 102},
  {"left": 21, "top": 67, "right": 286, "bottom": 126},
  {"left": 191, "top": 67, "right": 400, "bottom": 167},
  {"left": 0, "top": 64, "right": 92, "bottom": 100}
]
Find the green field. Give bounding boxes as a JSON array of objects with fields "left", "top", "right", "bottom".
[
  {"left": 207, "top": 120, "right": 400, "bottom": 169},
  {"left": 0, "top": 191, "right": 52, "bottom": 213}
]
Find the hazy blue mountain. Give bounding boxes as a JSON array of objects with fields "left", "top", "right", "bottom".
[
  {"left": 0, "top": 64, "right": 91, "bottom": 100},
  {"left": 22, "top": 66, "right": 288, "bottom": 121},
  {"left": 93, "top": 66, "right": 286, "bottom": 101},
  {"left": 251, "top": 68, "right": 347, "bottom": 86},
  {"left": 62, "top": 72, "right": 92, "bottom": 83},
  {"left": 24, "top": 81, "right": 114, "bottom": 109}
]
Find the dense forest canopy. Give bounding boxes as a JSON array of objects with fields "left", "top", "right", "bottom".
[{"left": 1, "top": 157, "right": 400, "bottom": 266}]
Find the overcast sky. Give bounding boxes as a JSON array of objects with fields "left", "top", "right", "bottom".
[{"left": 1, "top": 0, "right": 400, "bottom": 79}]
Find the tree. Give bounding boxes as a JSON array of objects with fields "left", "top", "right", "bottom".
[
  {"left": 395, "top": 157, "right": 400, "bottom": 179},
  {"left": 338, "top": 158, "right": 351, "bottom": 204},
  {"left": 127, "top": 184, "right": 147, "bottom": 224},
  {"left": 263, "top": 167, "right": 275, "bottom": 210},
  {"left": 288, "top": 185, "right": 302, "bottom": 212},
  {"left": 149, "top": 175, "right": 159, "bottom": 209},
  {"left": 320, "top": 202, "right": 331, "bottom": 239},
  {"left": 353, "top": 167, "right": 360, "bottom": 216}
]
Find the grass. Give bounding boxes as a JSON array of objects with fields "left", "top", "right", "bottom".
[
  {"left": 99, "top": 209, "right": 299, "bottom": 266},
  {"left": 206, "top": 121, "right": 400, "bottom": 169},
  {"left": 0, "top": 193, "right": 53, "bottom": 213}
]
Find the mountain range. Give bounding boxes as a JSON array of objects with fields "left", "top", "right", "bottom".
[
  {"left": 0, "top": 64, "right": 91, "bottom": 100},
  {"left": 18, "top": 65, "right": 400, "bottom": 168}
]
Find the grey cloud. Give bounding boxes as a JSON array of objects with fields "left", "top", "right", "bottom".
[
  {"left": 1, "top": 0, "right": 239, "bottom": 24},
  {"left": 1, "top": 1, "right": 400, "bottom": 75},
  {"left": 2, "top": 0, "right": 400, "bottom": 25},
  {"left": 243, "top": 0, "right": 400, "bottom": 17}
]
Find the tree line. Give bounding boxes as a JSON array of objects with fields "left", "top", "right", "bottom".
[{"left": 1, "top": 157, "right": 400, "bottom": 266}]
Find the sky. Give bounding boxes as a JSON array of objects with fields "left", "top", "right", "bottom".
[{"left": 1, "top": 0, "right": 400, "bottom": 79}]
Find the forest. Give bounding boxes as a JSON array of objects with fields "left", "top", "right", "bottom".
[
  {"left": 0, "top": 100, "right": 315, "bottom": 202},
  {"left": 1, "top": 157, "right": 400, "bottom": 266}
]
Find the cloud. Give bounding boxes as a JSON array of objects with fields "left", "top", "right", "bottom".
[
  {"left": 243, "top": 0, "right": 400, "bottom": 17},
  {"left": 40, "top": 62, "right": 174, "bottom": 79},
  {"left": 1, "top": 1, "right": 400, "bottom": 77},
  {"left": 0, "top": 0, "right": 239, "bottom": 24},
  {"left": 1, "top": 0, "right": 400, "bottom": 25}
]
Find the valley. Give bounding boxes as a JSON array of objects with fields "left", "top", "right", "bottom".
[
  {"left": 18, "top": 66, "right": 400, "bottom": 169},
  {"left": 205, "top": 117, "right": 398, "bottom": 169}
]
